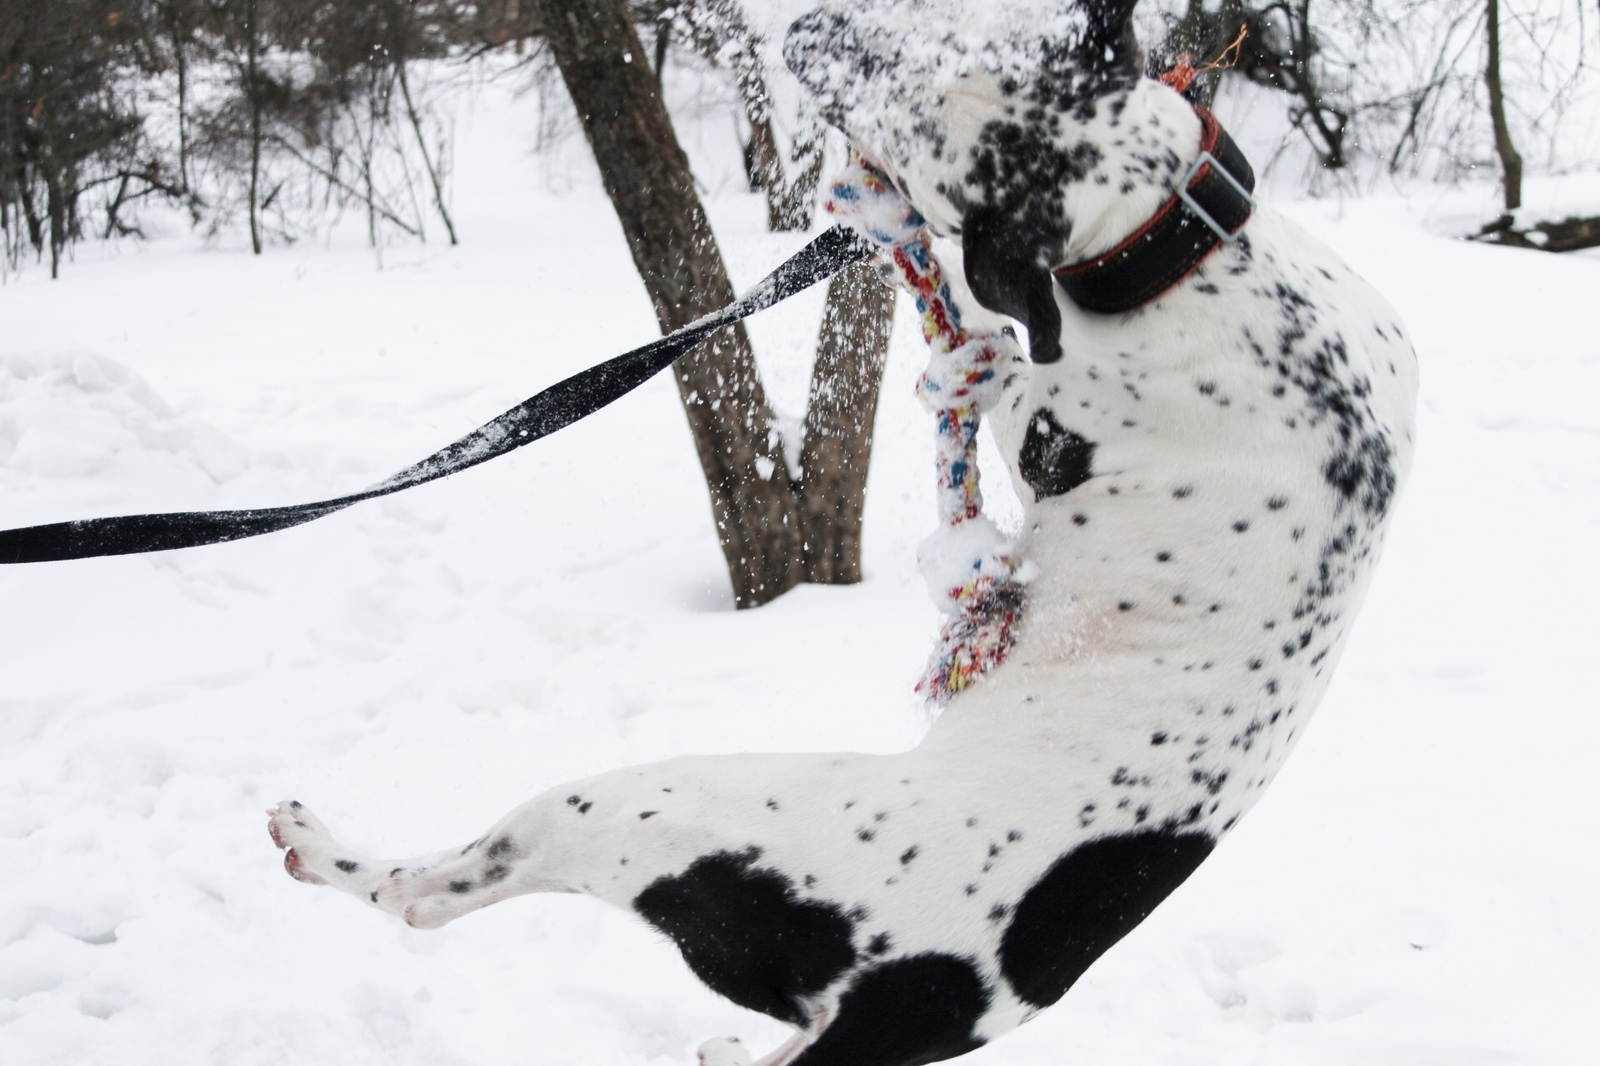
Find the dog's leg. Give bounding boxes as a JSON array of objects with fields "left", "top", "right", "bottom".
[
  {"left": 698, "top": 1031, "right": 807, "bottom": 1066},
  {"left": 269, "top": 790, "right": 844, "bottom": 1063},
  {"left": 266, "top": 753, "right": 826, "bottom": 930},
  {"left": 699, "top": 1005, "right": 830, "bottom": 1066},
  {"left": 267, "top": 797, "right": 575, "bottom": 929},
  {"left": 267, "top": 753, "right": 876, "bottom": 931}
]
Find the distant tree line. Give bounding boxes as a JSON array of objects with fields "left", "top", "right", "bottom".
[
  {"left": 0, "top": 0, "right": 827, "bottom": 278},
  {"left": 5, "top": 1, "right": 1594, "bottom": 278},
  {"left": 0, "top": 0, "right": 541, "bottom": 276},
  {"left": 1146, "top": 0, "right": 1598, "bottom": 238}
]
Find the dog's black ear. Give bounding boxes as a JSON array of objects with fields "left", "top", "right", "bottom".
[
  {"left": 1077, "top": 0, "right": 1143, "bottom": 74},
  {"left": 962, "top": 207, "right": 1063, "bottom": 365}
]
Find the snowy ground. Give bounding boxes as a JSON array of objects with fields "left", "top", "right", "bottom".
[{"left": 3, "top": 76, "right": 1598, "bottom": 1066}]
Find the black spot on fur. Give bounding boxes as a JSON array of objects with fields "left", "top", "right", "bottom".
[
  {"left": 633, "top": 848, "right": 858, "bottom": 1027},
  {"left": 486, "top": 837, "right": 514, "bottom": 859},
  {"left": 788, "top": 955, "right": 989, "bottom": 1066},
  {"left": 867, "top": 932, "right": 892, "bottom": 955},
  {"left": 334, "top": 859, "right": 359, "bottom": 873},
  {"left": 448, "top": 880, "right": 472, "bottom": 894},
  {"left": 1019, "top": 408, "right": 1096, "bottom": 500},
  {"left": 998, "top": 829, "right": 1215, "bottom": 1007},
  {"left": 639, "top": 811, "right": 659, "bottom": 820}
]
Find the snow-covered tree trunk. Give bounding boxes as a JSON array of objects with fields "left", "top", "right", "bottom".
[
  {"left": 535, "top": 0, "right": 894, "bottom": 606},
  {"left": 798, "top": 261, "right": 895, "bottom": 585},
  {"left": 535, "top": 0, "right": 805, "bottom": 608},
  {"left": 667, "top": 0, "right": 825, "bottom": 232}
]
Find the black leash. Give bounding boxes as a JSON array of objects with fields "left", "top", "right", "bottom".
[{"left": 0, "top": 225, "right": 876, "bottom": 565}]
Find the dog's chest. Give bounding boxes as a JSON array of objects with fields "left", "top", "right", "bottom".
[{"left": 946, "top": 209, "right": 1418, "bottom": 828}]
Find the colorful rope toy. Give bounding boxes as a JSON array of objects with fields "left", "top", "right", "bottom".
[{"left": 825, "top": 150, "right": 1029, "bottom": 705}]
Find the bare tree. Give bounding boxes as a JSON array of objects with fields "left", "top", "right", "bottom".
[
  {"left": 0, "top": 0, "right": 151, "bottom": 276},
  {"left": 534, "top": 0, "right": 804, "bottom": 606},
  {"left": 648, "top": 0, "right": 825, "bottom": 232},
  {"left": 1148, "top": 0, "right": 1356, "bottom": 170},
  {"left": 1149, "top": 0, "right": 1596, "bottom": 245},
  {"left": 1484, "top": 0, "right": 1525, "bottom": 214},
  {"left": 533, "top": 0, "right": 895, "bottom": 606}
]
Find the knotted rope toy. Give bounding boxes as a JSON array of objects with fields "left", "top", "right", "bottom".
[{"left": 826, "top": 150, "right": 1030, "bottom": 705}]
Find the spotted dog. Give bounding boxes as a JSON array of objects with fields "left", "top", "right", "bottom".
[{"left": 267, "top": 3, "right": 1418, "bottom": 1065}]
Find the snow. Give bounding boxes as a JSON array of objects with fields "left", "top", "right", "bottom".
[{"left": 3, "top": 71, "right": 1599, "bottom": 1066}]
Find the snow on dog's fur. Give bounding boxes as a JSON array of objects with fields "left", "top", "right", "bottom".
[{"left": 268, "top": 4, "right": 1418, "bottom": 1065}]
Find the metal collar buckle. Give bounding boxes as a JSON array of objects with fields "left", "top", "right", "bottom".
[{"left": 1177, "top": 150, "right": 1255, "bottom": 244}]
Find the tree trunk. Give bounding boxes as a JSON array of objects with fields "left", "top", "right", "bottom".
[
  {"left": 1484, "top": 0, "right": 1522, "bottom": 214},
  {"left": 45, "top": 166, "right": 64, "bottom": 279},
  {"left": 534, "top": 0, "right": 803, "bottom": 608},
  {"left": 18, "top": 175, "right": 44, "bottom": 253},
  {"left": 797, "top": 260, "right": 895, "bottom": 583},
  {"left": 398, "top": 60, "right": 458, "bottom": 245},
  {"left": 174, "top": 11, "right": 190, "bottom": 195},
  {"left": 246, "top": 0, "right": 262, "bottom": 255}
]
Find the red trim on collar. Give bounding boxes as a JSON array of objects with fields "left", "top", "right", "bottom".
[{"left": 1051, "top": 107, "right": 1255, "bottom": 314}]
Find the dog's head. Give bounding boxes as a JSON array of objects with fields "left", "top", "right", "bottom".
[{"left": 785, "top": 1, "right": 1146, "bottom": 364}]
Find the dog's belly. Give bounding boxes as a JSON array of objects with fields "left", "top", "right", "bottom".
[{"left": 551, "top": 746, "right": 1214, "bottom": 1033}]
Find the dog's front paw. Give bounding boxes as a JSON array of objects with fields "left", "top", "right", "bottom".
[{"left": 697, "top": 1038, "right": 752, "bottom": 1066}]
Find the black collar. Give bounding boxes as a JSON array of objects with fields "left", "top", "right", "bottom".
[{"left": 1052, "top": 107, "right": 1255, "bottom": 314}]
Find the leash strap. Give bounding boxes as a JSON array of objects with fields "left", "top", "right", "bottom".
[
  {"left": 0, "top": 225, "right": 875, "bottom": 565},
  {"left": 1053, "top": 107, "right": 1254, "bottom": 314}
]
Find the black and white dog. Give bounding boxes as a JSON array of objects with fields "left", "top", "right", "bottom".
[{"left": 268, "top": 4, "right": 1418, "bottom": 1065}]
